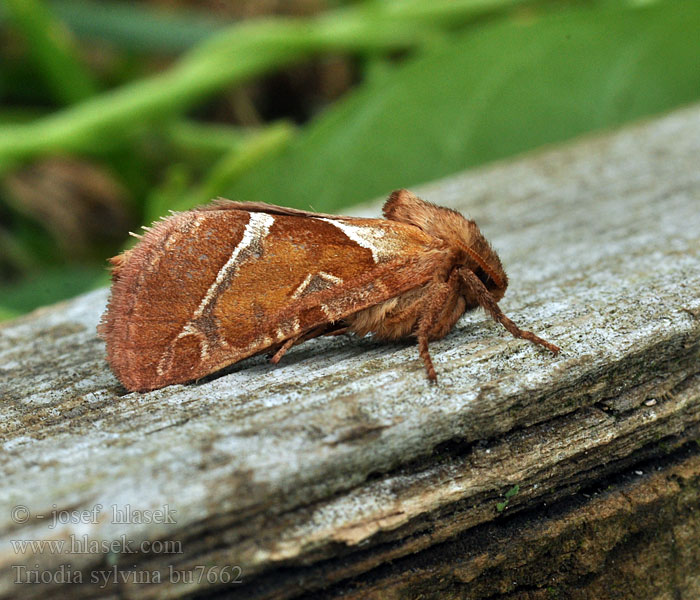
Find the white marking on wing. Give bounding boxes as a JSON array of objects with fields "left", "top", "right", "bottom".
[
  {"left": 291, "top": 271, "right": 344, "bottom": 300},
  {"left": 194, "top": 212, "right": 274, "bottom": 318},
  {"left": 317, "top": 219, "right": 389, "bottom": 263},
  {"left": 318, "top": 271, "right": 343, "bottom": 284},
  {"left": 157, "top": 212, "right": 274, "bottom": 377},
  {"left": 157, "top": 325, "right": 210, "bottom": 377},
  {"left": 291, "top": 273, "right": 314, "bottom": 300},
  {"left": 275, "top": 318, "right": 301, "bottom": 339}
]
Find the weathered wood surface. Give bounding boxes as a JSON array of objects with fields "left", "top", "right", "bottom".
[{"left": 1, "top": 104, "right": 699, "bottom": 600}]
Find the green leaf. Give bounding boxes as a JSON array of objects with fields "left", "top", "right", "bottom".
[
  {"left": 225, "top": 1, "right": 700, "bottom": 211},
  {"left": 496, "top": 484, "right": 520, "bottom": 512}
]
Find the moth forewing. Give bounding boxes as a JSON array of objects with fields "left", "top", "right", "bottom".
[{"left": 100, "top": 206, "right": 438, "bottom": 391}]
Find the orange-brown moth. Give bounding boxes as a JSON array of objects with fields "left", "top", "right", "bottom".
[{"left": 99, "top": 190, "right": 559, "bottom": 392}]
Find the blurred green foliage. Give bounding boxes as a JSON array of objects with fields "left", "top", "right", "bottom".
[
  {"left": 227, "top": 2, "right": 700, "bottom": 209},
  {"left": 0, "top": 0, "right": 698, "bottom": 319}
]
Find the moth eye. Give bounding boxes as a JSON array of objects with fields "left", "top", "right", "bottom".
[{"left": 474, "top": 267, "right": 498, "bottom": 292}]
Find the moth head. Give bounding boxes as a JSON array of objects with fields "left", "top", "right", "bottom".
[
  {"left": 457, "top": 240, "right": 507, "bottom": 302},
  {"left": 384, "top": 189, "right": 508, "bottom": 300}
]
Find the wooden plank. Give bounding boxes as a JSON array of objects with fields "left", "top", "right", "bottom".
[{"left": 1, "top": 104, "right": 699, "bottom": 599}]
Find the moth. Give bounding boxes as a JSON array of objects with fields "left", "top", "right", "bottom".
[{"left": 100, "top": 189, "right": 559, "bottom": 392}]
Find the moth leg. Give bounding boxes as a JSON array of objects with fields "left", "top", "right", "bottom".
[
  {"left": 416, "top": 336, "right": 436, "bottom": 381},
  {"left": 269, "top": 336, "right": 299, "bottom": 364},
  {"left": 271, "top": 324, "right": 346, "bottom": 364},
  {"left": 426, "top": 269, "right": 466, "bottom": 340},
  {"left": 323, "top": 326, "right": 350, "bottom": 337},
  {"left": 416, "top": 270, "right": 462, "bottom": 381},
  {"left": 459, "top": 268, "right": 560, "bottom": 353}
]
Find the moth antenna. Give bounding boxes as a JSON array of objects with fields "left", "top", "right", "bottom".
[
  {"left": 459, "top": 268, "right": 560, "bottom": 354},
  {"left": 457, "top": 242, "right": 505, "bottom": 289}
]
